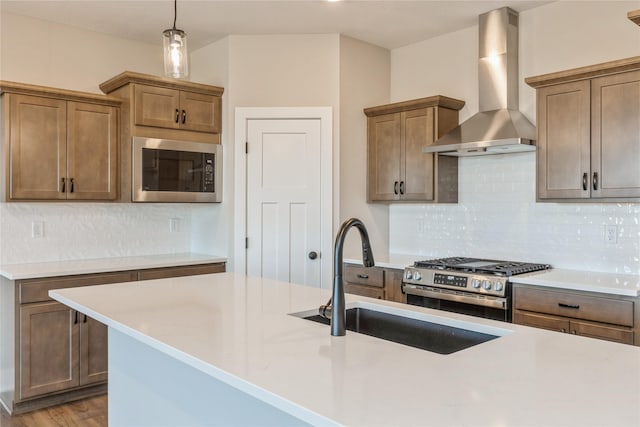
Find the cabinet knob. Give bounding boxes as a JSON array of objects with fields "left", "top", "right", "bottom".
[{"left": 308, "top": 251, "right": 318, "bottom": 260}]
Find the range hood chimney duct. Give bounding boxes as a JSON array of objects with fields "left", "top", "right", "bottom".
[{"left": 424, "top": 7, "right": 536, "bottom": 156}]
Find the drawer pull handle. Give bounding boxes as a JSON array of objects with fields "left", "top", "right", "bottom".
[
  {"left": 74, "top": 311, "right": 78, "bottom": 325},
  {"left": 558, "top": 303, "right": 580, "bottom": 309},
  {"left": 593, "top": 172, "right": 598, "bottom": 191},
  {"left": 394, "top": 181, "right": 399, "bottom": 195},
  {"left": 582, "top": 172, "right": 588, "bottom": 191},
  {"left": 175, "top": 109, "right": 180, "bottom": 123},
  {"left": 399, "top": 181, "right": 405, "bottom": 195},
  {"left": 61, "top": 177, "right": 66, "bottom": 193},
  {"left": 357, "top": 274, "right": 369, "bottom": 279}
]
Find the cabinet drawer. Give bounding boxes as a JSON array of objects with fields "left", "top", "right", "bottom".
[
  {"left": 514, "top": 287, "right": 634, "bottom": 327},
  {"left": 343, "top": 264, "right": 383, "bottom": 288},
  {"left": 345, "top": 283, "right": 384, "bottom": 300},
  {"left": 514, "top": 310, "right": 570, "bottom": 333},
  {"left": 19, "top": 271, "right": 137, "bottom": 304},
  {"left": 137, "top": 263, "right": 225, "bottom": 281},
  {"left": 571, "top": 320, "right": 634, "bottom": 345}
]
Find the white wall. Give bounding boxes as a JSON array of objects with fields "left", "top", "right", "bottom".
[
  {"left": 190, "top": 35, "right": 342, "bottom": 272},
  {"left": 389, "top": 1, "right": 640, "bottom": 274},
  {"left": 339, "top": 35, "right": 391, "bottom": 258},
  {"left": 0, "top": 13, "right": 193, "bottom": 264}
]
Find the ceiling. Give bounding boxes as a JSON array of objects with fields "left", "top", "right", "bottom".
[{"left": 1, "top": 0, "right": 554, "bottom": 50}]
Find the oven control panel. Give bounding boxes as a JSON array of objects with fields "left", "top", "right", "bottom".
[{"left": 403, "top": 268, "right": 508, "bottom": 297}]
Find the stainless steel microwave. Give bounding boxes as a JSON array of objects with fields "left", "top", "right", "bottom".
[{"left": 132, "top": 137, "right": 222, "bottom": 202}]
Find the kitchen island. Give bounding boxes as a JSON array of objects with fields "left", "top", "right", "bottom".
[{"left": 50, "top": 272, "right": 640, "bottom": 426}]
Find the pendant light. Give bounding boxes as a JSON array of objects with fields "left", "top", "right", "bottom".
[{"left": 162, "top": 0, "right": 189, "bottom": 78}]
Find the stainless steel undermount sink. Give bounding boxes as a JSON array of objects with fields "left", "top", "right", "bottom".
[{"left": 291, "top": 303, "right": 511, "bottom": 355}]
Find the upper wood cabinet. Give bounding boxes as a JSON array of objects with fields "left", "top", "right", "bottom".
[
  {"left": 133, "top": 84, "right": 221, "bottom": 133},
  {"left": 100, "top": 71, "right": 223, "bottom": 141},
  {"left": 0, "top": 82, "right": 120, "bottom": 201},
  {"left": 628, "top": 9, "right": 640, "bottom": 25},
  {"left": 364, "top": 96, "right": 464, "bottom": 203},
  {"left": 526, "top": 56, "right": 640, "bottom": 201}
]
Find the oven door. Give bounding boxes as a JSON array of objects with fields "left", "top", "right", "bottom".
[
  {"left": 132, "top": 137, "right": 222, "bottom": 202},
  {"left": 404, "top": 285, "right": 512, "bottom": 322}
]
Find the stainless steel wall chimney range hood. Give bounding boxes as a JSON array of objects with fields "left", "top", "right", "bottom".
[{"left": 424, "top": 7, "right": 536, "bottom": 157}]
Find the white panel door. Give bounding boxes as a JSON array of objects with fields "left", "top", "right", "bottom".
[{"left": 246, "top": 119, "right": 322, "bottom": 287}]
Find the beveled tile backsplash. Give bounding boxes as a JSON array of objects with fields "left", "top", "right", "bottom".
[
  {"left": 389, "top": 152, "right": 640, "bottom": 274},
  {"left": 0, "top": 203, "right": 192, "bottom": 265}
]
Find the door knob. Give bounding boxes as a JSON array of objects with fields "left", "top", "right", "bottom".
[{"left": 308, "top": 251, "right": 319, "bottom": 260}]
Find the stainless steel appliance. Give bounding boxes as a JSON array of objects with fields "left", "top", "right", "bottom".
[
  {"left": 132, "top": 136, "right": 222, "bottom": 202},
  {"left": 403, "top": 257, "right": 549, "bottom": 321}
]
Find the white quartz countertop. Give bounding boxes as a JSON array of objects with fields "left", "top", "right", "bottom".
[
  {"left": 0, "top": 253, "right": 227, "bottom": 280},
  {"left": 511, "top": 268, "right": 640, "bottom": 297},
  {"left": 344, "top": 253, "right": 416, "bottom": 270},
  {"left": 49, "top": 272, "right": 640, "bottom": 427}
]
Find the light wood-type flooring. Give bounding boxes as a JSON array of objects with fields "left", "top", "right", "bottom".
[{"left": 0, "top": 396, "right": 107, "bottom": 427}]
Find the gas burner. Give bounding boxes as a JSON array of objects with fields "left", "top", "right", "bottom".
[{"left": 413, "top": 257, "right": 550, "bottom": 277}]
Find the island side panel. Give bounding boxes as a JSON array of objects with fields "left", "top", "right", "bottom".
[
  {"left": 107, "top": 329, "right": 314, "bottom": 427},
  {"left": 0, "top": 276, "right": 16, "bottom": 411}
]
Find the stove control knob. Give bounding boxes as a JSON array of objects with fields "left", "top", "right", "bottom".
[
  {"left": 404, "top": 270, "right": 413, "bottom": 280},
  {"left": 495, "top": 282, "right": 504, "bottom": 292},
  {"left": 472, "top": 279, "right": 481, "bottom": 289},
  {"left": 413, "top": 271, "right": 422, "bottom": 281},
  {"left": 483, "top": 280, "right": 492, "bottom": 290}
]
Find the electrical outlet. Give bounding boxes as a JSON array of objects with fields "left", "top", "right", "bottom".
[
  {"left": 31, "top": 221, "right": 44, "bottom": 238},
  {"left": 605, "top": 225, "right": 617, "bottom": 244},
  {"left": 169, "top": 218, "right": 180, "bottom": 233}
]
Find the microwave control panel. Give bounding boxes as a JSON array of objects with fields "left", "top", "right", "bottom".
[{"left": 204, "top": 155, "right": 215, "bottom": 192}]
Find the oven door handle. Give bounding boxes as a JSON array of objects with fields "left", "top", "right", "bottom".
[{"left": 403, "top": 285, "right": 508, "bottom": 310}]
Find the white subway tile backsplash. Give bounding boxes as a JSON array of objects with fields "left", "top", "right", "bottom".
[
  {"left": 390, "top": 152, "right": 640, "bottom": 274},
  {"left": 0, "top": 203, "right": 192, "bottom": 265}
]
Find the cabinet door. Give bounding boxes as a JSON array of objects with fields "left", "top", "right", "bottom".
[
  {"left": 384, "top": 269, "right": 406, "bottom": 304},
  {"left": 179, "top": 91, "right": 220, "bottom": 133},
  {"left": 79, "top": 315, "right": 108, "bottom": 385},
  {"left": 513, "top": 310, "right": 570, "bottom": 333},
  {"left": 536, "top": 81, "right": 591, "bottom": 200},
  {"left": 344, "top": 283, "right": 384, "bottom": 300},
  {"left": 19, "top": 302, "right": 79, "bottom": 399},
  {"left": 591, "top": 70, "right": 640, "bottom": 198},
  {"left": 368, "top": 113, "right": 401, "bottom": 201},
  {"left": 134, "top": 85, "right": 180, "bottom": 129},
  {"left": 67, "top": 102, "right": 118, "bottom": 200},
  {"left": 401, "top": 108, "right": 435, "bottom": 201},
  {"left": 570, "top": 319, "right": 634, "bottom": 345},
  {"left": 9, "top": 94, "right": 67, "bottom": 200}
]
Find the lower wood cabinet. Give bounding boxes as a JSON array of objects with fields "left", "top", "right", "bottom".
[
  {"left": 343, "top": 263, "right": 406, "bottom": 303},
  {"left": 1, "top": 261, "right": 226, "bottom": 414},
  {"left": 513, "top": 284, "right": 636, "bottom": 345}
]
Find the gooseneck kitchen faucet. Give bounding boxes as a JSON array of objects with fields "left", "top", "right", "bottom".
[{"left": 319, "top": 218, "right": 375, "bottom": 336}]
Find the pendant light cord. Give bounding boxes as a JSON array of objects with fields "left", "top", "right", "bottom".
[{"left": 173, "top": 0, "right": 177, "bottom": 30}]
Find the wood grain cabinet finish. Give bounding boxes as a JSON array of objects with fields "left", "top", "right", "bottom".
[
  {"left": 133, "top": 85, "right": 221, "bottom": 134},
  {"left": 1, "top": 82, "right": 120, "bottom": 201},
  {"left": 364, "top": 96, "right": 464, "bottom": 203},
  {"left": 526, "top": 56, "right": 640, "bottom": 202},
  {"left": 343, "top": 264, "right": 406, "bottom": 303},
  {"left": 513, "top": 284, "right": 636, "bottom": 345},
  {"left": 137, "top": 262, "right": 226, "bottom": 281}
]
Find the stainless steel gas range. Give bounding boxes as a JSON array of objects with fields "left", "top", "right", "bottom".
[{"left": 402, "top": 257, "right": 550, "bottom": 322}]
